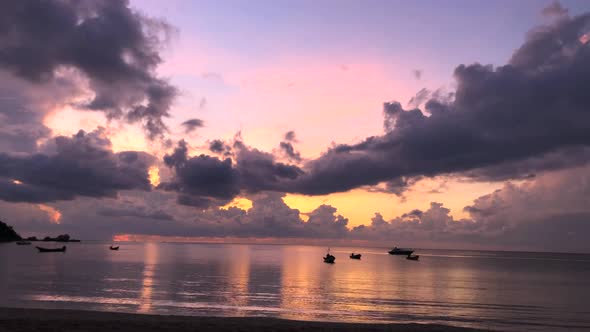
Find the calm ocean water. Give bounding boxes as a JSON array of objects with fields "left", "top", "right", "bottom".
[{"left": 1, "top": 242, "right": 589, "bottom": 331}]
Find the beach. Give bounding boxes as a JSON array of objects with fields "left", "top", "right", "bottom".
[{"left": 0, "top": 307, "right": 489, "bottom": 332}]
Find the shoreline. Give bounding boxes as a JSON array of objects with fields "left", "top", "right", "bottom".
[{"left": 0, "top": 307, "right": 491, "bottom": 332}]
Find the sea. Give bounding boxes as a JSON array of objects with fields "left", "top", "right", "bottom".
[{"left": 1, "top": 242, "right": 589, "bottom": 331}]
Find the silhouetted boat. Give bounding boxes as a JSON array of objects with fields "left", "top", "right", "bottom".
[
  {"left": 16, "top": 241, "right": 31, "bottom": 245},
  {"left": 406, "top": 254, "right": 420, "bottom": 261},
  {"left": 388, "top": 247, "right": 414, "bottom": 255},
  {"left": 109, "top": 246, "right": 119, "bottom": 250},
  {"left": 349, "top": 253, "right": 362, "bottom": 259},
  {"left": 323, "top": 249, "right": 335, "bottom": 264},
  {"left": 36, "top": 246, "right": 66, "bottom": 253}
]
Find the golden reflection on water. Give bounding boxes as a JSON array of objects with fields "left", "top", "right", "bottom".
[
  {"left": 223, "top": 245, "right": 250, "bottom": 310},
  {"left": 279, "top": 246, "right": 325, "bottom": 319},
  {"left": 139, "top": 242, "right": 158, "bottom": 313}
]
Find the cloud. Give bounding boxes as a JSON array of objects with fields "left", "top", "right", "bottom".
[
  {"left": 181, "top": 118, "right": 204, "bottom": 134},
  {"left": 1, "top": 190, "right": 349, "bottom": 240},
  {"left": 278, "top": 131, "right": 302, "bottom": 162},
  {"left": 279, "top": 142, "right": 301, "bottom": 162},
  {"left": 0, "top": 69, "right": 82, "bottom": 153},
  {"left": 406, "top": 88, "right": 430, "bottom": 108},
  {"left": 541, "top": 1, "right": 569, "bottom": 17},
  {"left": 277, "top": 12, "right": 590, "bottom": 195},
  {"left": 303, "top": 204, "right": 349, "bottom": 238},
  {"left": 350, "top": 166, "right": 590, "bottom": 252},
  {"left": 208, "top": 139, "right": 232, "bottom": 156},
  {"left": 3, "top": 164, "right": 590, "bottom": 252},
  {"left": 160, "top": 140, "right": 240, "bottom": 207},
  {"left": 97, "top": 207, "right": 174, "bottom": 221},
  {"left": 161, "top": 140, "right": 304, "bottom": 207},
  {"left": 0, "top": 78, "right": 47, "bottom": 153},
  {"left": 412, "top": 69, "right": 422, "bottom": 80},
  {"left": 461, "top": 147, "right": 590, "bottom": 181},
  {"left": 284, "top": 130, "right": 297, "bottom": 142},
  {"left": 366, "top": 176, "right": 423, "bottom": 200},
  {"left": 0, "top": 128, "right": 154, "bottom": 203},
  {"left": 0, "top": 0, "right": 177, "bottom": 140},
  {"left": 235, "top": 145, "right": 304, "bottom": 193}
]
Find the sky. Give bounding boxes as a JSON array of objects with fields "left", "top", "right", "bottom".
[{"left": 1, "top": 0, "right": 590, "bottom": 252}]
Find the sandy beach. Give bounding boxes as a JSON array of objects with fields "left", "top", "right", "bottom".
[{"left": 0, "top": 307, "right": 491, "bottom": 332}]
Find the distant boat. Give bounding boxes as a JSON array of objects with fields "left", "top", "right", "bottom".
[
  {"left": 109, "top": 246, "right": 119, "bottom": 250},
  {"left": 36, "top": 246, "right": 66, "bottom": 253},
  {"left": 349, "top": 253, "right": 362, "bottom": 259},
  {"left": 388, "top": 247, "right": 414, "bottom": 255},
  {"left": 16, "top": 241, "right": 31, "bottom": 245},
  {"left": 323, "top": 249, "right": 335, "bottom": 264},
  {"left": 406, "top": 254, "right": 419, "bottom": 261}
]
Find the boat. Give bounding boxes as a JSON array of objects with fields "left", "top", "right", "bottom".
[
  {"left": 388, "top": 247, "right": 414, "bottom": 255},
  {"left": 323, "top": 249, "right": 335, "bottom": 264},
  {"left": 36, "top": 246, "right": 66, "bottom": 253},
  {"left": 406, "top": 254, "right": 420, "bottom": 261},
  {"left": 109, "top": 246, "right": 119, "bottom": 250},
  {"left": 16, "top": 241, "right": 31, "bottom": 245},
  {"left": 349, "top": 253, "right": 362, "bottom": 259}
]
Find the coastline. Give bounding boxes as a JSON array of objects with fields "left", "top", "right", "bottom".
[{"left": 0, "top": 307, "right": 491, "bottom": 332}]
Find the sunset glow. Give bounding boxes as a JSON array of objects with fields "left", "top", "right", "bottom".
[
  {"left": 2, "top": 2, "right": 590, "bottom": 330},
  {"left": 1, "top": 0, "right": 590, "bottom": 253},
  {"left": 37, "top": 204, "right": 62, "bottom": 224}
]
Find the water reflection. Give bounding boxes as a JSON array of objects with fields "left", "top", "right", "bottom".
[
  {"left": 139, "top": 242, "right": 158, "bottom": 312},
  {"left": 1, "top": 243, "right": 590, "bottom": 332},
  {"left": 280, "top": 246, "right": 321, "bottom": 319},
  {"left": 223, "top": 245, "right": 250, "bottom": 310}
]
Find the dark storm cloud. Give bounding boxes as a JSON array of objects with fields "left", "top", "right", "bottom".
[
  {"left": 280, "top": 12, "right": 590, "bottom": 195},
  {"left": 161, "top": 140, "right": 304, "bottom": 206},
  {"left": 181, "top": 118, "right": 204, "bottom": 134},
  {"left": 462, "top": 147, "right": 590, "bottom": 181},
  {"left": 0, "top": 70, "right": 80, "bottom": 153},
  {"left": 0, "top": 129, "right": 154, "bottom": 203},
  {"left": 0, "top": 0, "right": 177, "bottom": 139},
  {"left": 235, "top": 146, "right": 304, "bottom": 192},
  {"left": 367, "top": 176, "right": 423, "bottom": 199},
  {"left": 208, "top": 139, "right": 232, "bottom": 156},
  {"left": 0, "top": 100, "right": 50, "bottom": 153},
  {"left": 160, "top": 140, "right": 240, "bottom": 207}
]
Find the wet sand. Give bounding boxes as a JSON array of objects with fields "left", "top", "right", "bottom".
[{"left": 0, "top": 307, "right": 491, "bottom": 331}]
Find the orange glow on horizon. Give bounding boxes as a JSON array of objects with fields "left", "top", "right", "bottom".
[
  {"left": 110, "top": 233, "right": 385, "bottom": 246},
  {"left": 113, "top": 234, "right": 132, "bottom": 242},
  {"left": 221, "top": 197, "right": 253, "bottom": 210}
]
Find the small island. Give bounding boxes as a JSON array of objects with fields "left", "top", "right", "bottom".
[
  {"left": 41, "top": 234, "right": 81, "bottom": 242},
  {"left": 0, "top": 220, "right": 80, "bottom": 242},
  {"left": 0, "top": 220, "right": 22, "bottom": 242},
  {"left": 23, "top": 234, "right": 80, "bottom": 242}
]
